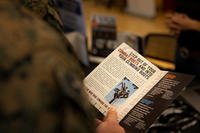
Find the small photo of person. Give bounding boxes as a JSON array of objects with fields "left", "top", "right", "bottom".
[{"left": 105, "top": 77, "right": 138, "bottom": 106}]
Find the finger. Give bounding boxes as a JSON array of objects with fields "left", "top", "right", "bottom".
[
  {"left": 165, "top": 19, "right": 173, "bottom": 26},
  {"left": 168, "top": 22, "right": 181, "bottom": 30},
  {"left": 171, "top": 14, "right": 186, "bottom": 23},
  {"left": 96, "top": 118, "right": 103, "bottom": 126},
  {"left": 105, "top": 107, "right": 118, "bottom": 122},
  {"left": 165, "top": 14, "right": 173, "bottom": 19}
]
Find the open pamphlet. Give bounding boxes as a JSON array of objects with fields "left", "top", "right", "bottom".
[{"left": 83, "top": 43, "right": 194, "bottom": 133}]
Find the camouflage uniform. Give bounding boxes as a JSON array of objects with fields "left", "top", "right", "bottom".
[
  {"left": 0, "top": 1, "right": 95, "bottom": 133},
  {"left": 20, "top": 0, "right": 64, "bottom": 33}
]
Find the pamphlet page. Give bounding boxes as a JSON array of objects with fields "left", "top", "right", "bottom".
[{"left": 84, "top": 43, "right": 167, "bottom": 121}]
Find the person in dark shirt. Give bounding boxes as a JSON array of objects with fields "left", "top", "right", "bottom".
[{"left": 166, "top": 0, "right": 200, "bottom": 85}]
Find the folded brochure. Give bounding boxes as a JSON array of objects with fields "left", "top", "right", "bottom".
[{"left": 84, "top": 43, "right": 194, "bottom": 133}]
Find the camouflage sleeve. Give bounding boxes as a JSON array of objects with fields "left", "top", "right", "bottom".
[
  {"left": 20, "top": 0, "right": 64, "bottom": 33},
  {"left": 0, "top": 1, "right": 95, "bottom": 133}
]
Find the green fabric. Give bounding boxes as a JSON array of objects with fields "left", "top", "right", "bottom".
[{"left": 0, "top": 1, "right": 95, "bottom": 133}]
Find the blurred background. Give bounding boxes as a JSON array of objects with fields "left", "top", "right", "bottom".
[
  {"left": 82, "top": 0, "right": 176, "bottom": 71},
  {"left": 83, "top": 0, "right": 170, "bottom": 47}
]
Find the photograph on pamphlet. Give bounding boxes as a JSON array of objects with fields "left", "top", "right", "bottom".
[{"left": 105, "top": 77, "right": 138, "bottom": 106}]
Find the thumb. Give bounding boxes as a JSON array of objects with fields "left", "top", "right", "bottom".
[{"left": 105, "top": 107, "right": 118, "bottom": 122}]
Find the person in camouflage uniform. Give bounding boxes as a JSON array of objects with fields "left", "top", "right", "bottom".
[
  {"left": 20, "top": 0, "right": 64, "bottom": 33},
  {"left": 0, "top": 1, "right": 125, "bottom": 133},
  {"left": 0, "top": 1, "right": 95, "bottom": 132}
]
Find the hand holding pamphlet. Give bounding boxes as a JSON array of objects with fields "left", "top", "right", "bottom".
[{"left": 84, "top": 43, "right": 194, "bottom": 133}]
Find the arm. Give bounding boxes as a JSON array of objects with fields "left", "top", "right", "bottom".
[
  {"left": 166, "top": 13, "right": 200, "bottom": 34},
  {"left": 188, "top": 19, "right": 200, "bottom": 31}
]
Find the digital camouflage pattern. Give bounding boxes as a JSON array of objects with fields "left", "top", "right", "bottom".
[
  {"left": 0, "top": 1, "right": 95, "bottom": 133},
  {"left": 20, "top": 0, "right": 64, "bottom": 33}
]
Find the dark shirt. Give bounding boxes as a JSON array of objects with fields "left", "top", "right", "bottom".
[{"left": 175, "top": 0, "right": 200, "bottom": 51}]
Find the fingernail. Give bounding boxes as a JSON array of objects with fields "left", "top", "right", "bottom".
[{"left": 110, "top": 106, "right": 116, "bottom": 111}]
